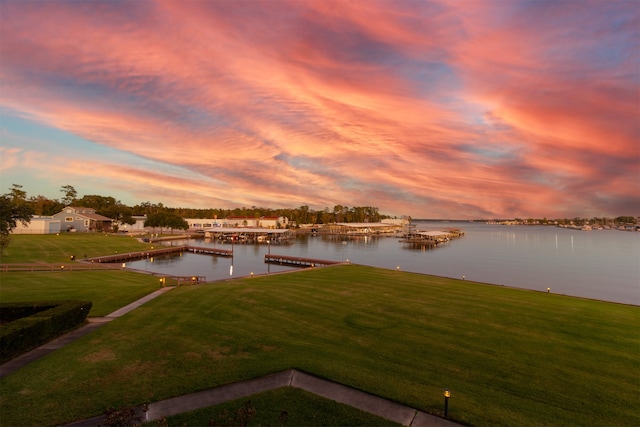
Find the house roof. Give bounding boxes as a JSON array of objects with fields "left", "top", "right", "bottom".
[
  {"left": 57, "top": 207, "right": 113, "bottom": 221},
  {"left": 81, "top": 212, "right": 114, "bottom": 221}
]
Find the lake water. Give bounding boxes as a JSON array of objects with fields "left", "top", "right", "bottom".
[{"left": 125, "top": 222, "right": 640, "bottom": 306}]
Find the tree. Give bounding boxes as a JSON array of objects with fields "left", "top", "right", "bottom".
[
  {"left": 164, "top": 213, "right": 189, "bottom": 234},
  {"left": 9, "top": 184, "right": 27, "bottom": 202},
  {"left": 0, "top": 189, "right": 35, "bottom": 255},
  {"left": 144, "top": 212, "right": 188, "bottom": 234},
  {"left": 29, "top": 195, "right": 64, "bottom": 215},
  {"left": 60, "top": 185, "right": 77, "bottom": 206}
]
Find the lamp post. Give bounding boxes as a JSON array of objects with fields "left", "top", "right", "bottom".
[{"left": 444, "top": 389, "right": 451, "bottom": 417}]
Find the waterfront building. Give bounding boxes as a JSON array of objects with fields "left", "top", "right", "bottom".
[
  {"left": 52, "top": 207, "right": 113, "bottom": 232},
  {"left": 12, "top": 215, "right": 61, "bottom": 234}
]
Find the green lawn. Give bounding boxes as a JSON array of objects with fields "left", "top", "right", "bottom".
[
  {"left": 0, "top": 271, "right": 162, "bottom": 316},
  {"left": 1, "top": 265, "right": 638, "bottom": 427},
  {"left": 0, "top": 233, "right": 151, "bottom": 263}
]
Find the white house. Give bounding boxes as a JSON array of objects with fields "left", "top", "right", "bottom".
[
  {"left": 12, "top": 216, "right": 61, "bottom": 234},
  {"left": 119, "top": 215, "right": 148, "bottom": 233}
]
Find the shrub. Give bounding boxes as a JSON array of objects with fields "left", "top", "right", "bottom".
[{"left": 0, "top": 300, "right": 92, "bottom": 363}]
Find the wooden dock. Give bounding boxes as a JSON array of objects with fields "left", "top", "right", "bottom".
[
  {"left": 84, "top": 245, "right": 232, "bottom": 264},
  {"left": 264, "top": 254, "right": 341, "bottom": 267},
  {"left": 185, "top": 246, "right": 232, "bottom": 257}
]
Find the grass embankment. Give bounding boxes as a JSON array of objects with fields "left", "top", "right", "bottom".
[
  {"left": 0, "top": 272, "right": 161, "bottom": 316},
  {"left": 0, "top": 233, "right": 151, "bottom": 263},
  {"left": 1, "top": 260, "right": 638, "bottom": 426},
  {"left": 0, "top": 234, "right": 161, "bottom": 316}
]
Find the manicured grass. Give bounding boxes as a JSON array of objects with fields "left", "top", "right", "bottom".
[
  {"left": 0, "top": 233, "right": 151, "bottom": 263},
  {"left": 1, "top": 265, "right": 638, "bottom": 426},
  {"left": 153, "top": 388, "right": 400, "bottom": 427},
  {"left": 0, "top": 271, "right": 161, "bottom": 316}
]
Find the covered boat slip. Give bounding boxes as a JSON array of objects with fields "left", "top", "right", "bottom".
[
  {"left": 401, "top": 229, "right": 465, "bottom": 244},
  {"left": 318, "top": 222, "right": 404, "bottom": 235},
  {"left": 203, "top": 227, "right": 294, "bottom": 243}
]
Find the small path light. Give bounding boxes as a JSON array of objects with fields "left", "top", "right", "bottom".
[
  {"left": 396, "top": 265, "right": 400, "bottom": 271},
  {"left": 444, "top": 388, "right": 451, "bottom": 417},
  {"left": 60, "top": 265, "right": 65, "bottom": 271},
  {"left": 547, "top": 287, "right": 551, "bottom": 293}
]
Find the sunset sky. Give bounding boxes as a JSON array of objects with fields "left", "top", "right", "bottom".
[{"left": 1, "top": 0, "right": 638, "bottom": 219}]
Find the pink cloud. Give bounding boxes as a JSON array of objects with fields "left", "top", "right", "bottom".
[{"left": 1, "top": 0, "right": 637, "bottom": 218}]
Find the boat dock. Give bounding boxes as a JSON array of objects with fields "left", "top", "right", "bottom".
[
  {"left": 204, "top": 227, "right": 294, "bottom": 243},
  {"left": 184, "top": 246, "right": 232, "bottom": 257},
  {"left": 84, "top": 245, "right": 232, "bottom": 264},
  {"left": 264, "top": 254, "right": 342, "bottom": 267},
  {"left": 400, "top": 228, "right": 465, "bottom": 245}
]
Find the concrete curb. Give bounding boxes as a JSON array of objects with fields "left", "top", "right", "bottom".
[{"left": 64, "top": 370, "right": 461, "bottom": 427}]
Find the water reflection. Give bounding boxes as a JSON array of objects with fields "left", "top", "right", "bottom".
[{"left": 123, "top": 223, "right": 639, "bottom": 305}]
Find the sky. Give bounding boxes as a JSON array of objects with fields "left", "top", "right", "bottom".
[{"left": 1, "top": 0, "right": 638, "bottom": 219}]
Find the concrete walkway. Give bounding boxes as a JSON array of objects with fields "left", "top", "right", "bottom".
[
  {"left": 3, "top": 286, "right": 460, "bottom": 426},
  {"left": 65, "top": 369, "right": 459, "bottom": 427}
]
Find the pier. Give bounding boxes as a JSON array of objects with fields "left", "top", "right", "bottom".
[
  {"left": 264, "top": 254, "right": 342, "bottom": 267},
  {"left": 84, "top": 245, "right": 232, "bottom": 264},
  {"left": 184, "top": 246, "right": 232, "bottom": 257}
]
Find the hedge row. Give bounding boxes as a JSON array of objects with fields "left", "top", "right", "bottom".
[{"left": 0, "top": 300, "right": 92, "bottom": 364}]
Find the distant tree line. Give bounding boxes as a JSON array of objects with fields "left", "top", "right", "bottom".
[
  {"left": 1, "top": 184, "right": 393, "bottom": 232},
  {"left": 505, "top": 216, "right": 638, "bottom": 226}
]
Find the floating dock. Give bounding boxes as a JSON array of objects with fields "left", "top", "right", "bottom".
[{"left": 264, "top": 254, "right": 341, "bottom": 267}]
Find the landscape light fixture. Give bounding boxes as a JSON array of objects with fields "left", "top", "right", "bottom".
[{"left": 444, "top": 389, "right": 451, "bottom": 417}]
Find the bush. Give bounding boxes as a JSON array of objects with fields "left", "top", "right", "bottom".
[{"left": 0, "top": 300, "right": 92, "bottom": 363}]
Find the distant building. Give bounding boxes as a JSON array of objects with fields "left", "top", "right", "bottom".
[
  {"left": 184, "top": 218, "right": 221, "bottom": 230},
  {"left": 119, "top": 215, "right": 147, "bottom": 233},
  {"left": 52, "top": 207, "right": 114, "bottom": 232},
  {"left": 222, "top": 216, "right": 289, "bottom": 229},
  {"left": 12, "top": 216, "right": 61, "bottom": 234}
]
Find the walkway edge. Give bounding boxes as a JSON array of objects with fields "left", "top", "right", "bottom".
[{"left": 64, "top": 370, "right": 461, "bottom": 427}]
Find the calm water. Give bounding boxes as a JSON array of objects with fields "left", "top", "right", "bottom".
[{"left": 125, "top": 222, "right": 640, "bottom": 305}]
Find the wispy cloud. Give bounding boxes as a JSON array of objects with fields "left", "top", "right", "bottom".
[{"left": 1, "top": 0, "right": 638, "bottom": 218}]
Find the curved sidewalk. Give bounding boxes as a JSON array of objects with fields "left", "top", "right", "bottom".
[{"left": 66, "top": 369, "right": 459, "bottom": 427}]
